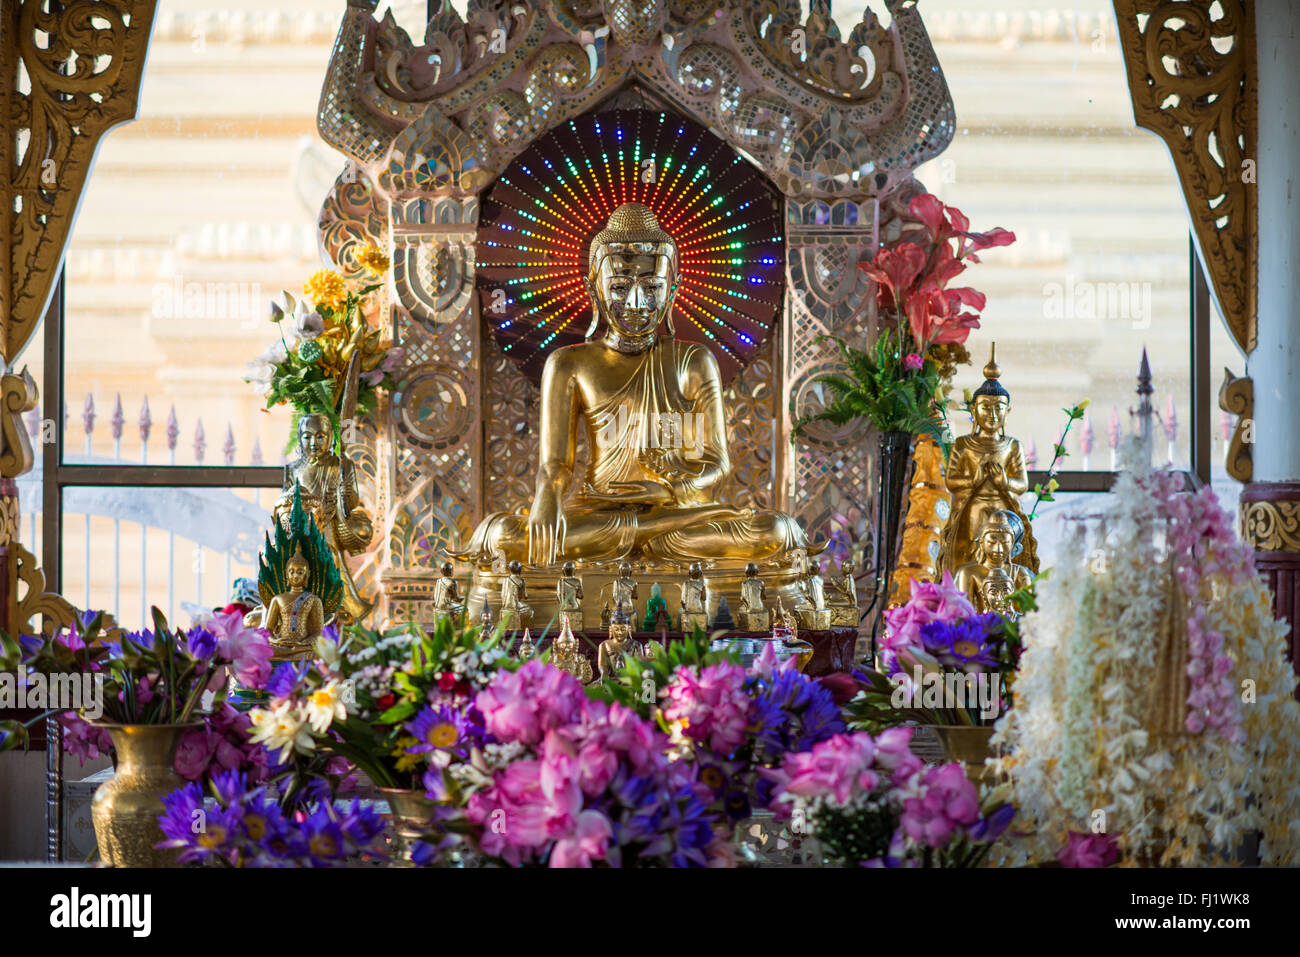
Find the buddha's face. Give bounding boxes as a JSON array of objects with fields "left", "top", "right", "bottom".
[
  {"left": 591, "top": 244, "right": 675, "bottom": 339},
  {"left": 983, "top": 580, "right": 1012, "bottom": 609},
  {"left": 286, "top": 560, "right": 308, "bottom": 589},
  {"left": 979, "top": 528, "right": 1015, "bottom": 566},
  {"left": 972, "top": 396, "right": 1008, "bottom": 434},
  {"left": 299, "top": 415, "right": 332, "bottom": 461}
]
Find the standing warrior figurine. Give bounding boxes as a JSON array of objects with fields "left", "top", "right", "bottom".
[
  {"left": 738, "top": 562, "right": 770, "bottom": 631},
  {"left": 274, "top": 413, "right": 374, "bottom": 624},
  {"left": 500, "top": 560, "right": 534, "bottom": 629},
  {"left": 680, "top": 561, "right": 709, "bottom": 633},
  {"left": 937, "top": 344, "right": 1038, "bottom": 575},
  {"left": 556, "top": 560, "right": 584, "bottom": 630},
  {"left": 826, "top": 560, "right": 859, "bottom": 627},
  {"left": 431, "top": 560, "right": 465, "bottom": 620}
]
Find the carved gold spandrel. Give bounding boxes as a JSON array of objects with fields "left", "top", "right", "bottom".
[
  {"left": 9, "top": 543, "right": 76, "bottom": 637},
  {"left": 1, "top": 0, "right": 160, "bottom": 364},
  {"left": 1217, "top": 367, "right": 1252, "bottom": 483},
  {"left": 1113, "top": 0, "right": 1257, "bottom": 354},
  {"left": 1241, "top": 501, "right": 1300, "bottom": 553}
]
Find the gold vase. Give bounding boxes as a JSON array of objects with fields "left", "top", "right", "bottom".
[
  {"left": 932, "top": 725, "right": 996, "bottom": 786},
  {"left": 380, "top": 787, "right": 436, "bottom": 866},
  {"left": 91, "top": 723, "right": 196, "bottom": 868}
]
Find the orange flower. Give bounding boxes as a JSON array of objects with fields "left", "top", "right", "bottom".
[
  {"left": 355, "top": 244, "right": 390, "bottom": 275},
  {"left": 304, "top": 270, "right": 347, "bottom": 310}
]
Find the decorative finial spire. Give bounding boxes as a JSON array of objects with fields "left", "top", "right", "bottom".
[
  {"left": 110, "top": 394, "right": 124, "bottom": 442},
  {"left": 166, "top": 405, "right": 179, "bottom": 452},
  {"left": 250, "top": 437, "right": 264, "bottom": 467},
  {"left": 1134, "top": 348, "right": 1154, "bottom": 465},
  {"left": 223, "top": 424, "right": 236, "bottom": 466},
  {"left": 138, "top": 396, "right": 152, "bottom": 444},
  {"left": 983, "top": 341, "right": 1000, "bottom": 381},
  {"left": 194, "top": 418, "right": 206, "bottom": 463}
]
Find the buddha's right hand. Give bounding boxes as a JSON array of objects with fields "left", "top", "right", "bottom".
[{"left": 527, "top": 494, "right": 566, "bottom": 566}]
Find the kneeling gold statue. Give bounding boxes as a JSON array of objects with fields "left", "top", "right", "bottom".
[{"left": 460, "top": 203, "right": 808, "bottom": 567}]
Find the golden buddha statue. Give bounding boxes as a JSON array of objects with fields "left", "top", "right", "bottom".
[
  {"left": 953, "top": 510, "right": 1033, "bottom": 613},
  {"left": 738, "top": 562, "right": 770, "bottom": 631},
  {"left": 826, "top": 559, "right": 858, "bottom": 627},
  {"left": 936, "top": 345, "right": 1038, "bottom": 576},
  {"left": 980, "top": 566, "right": 1016, "bottom": 618},
  {"left": 263, "top": 546, "right": 325, "bottom": 661},
  {"left": 274, "top": 413, "right": 374, "bottom": 624},
  {"left": 431, "top": 560, "right": 465, "bottom": 620},
  {"left": 597, "top": 605, "right": 645, "bottom": 681},
  {"left": 793, "top": 552, "right": 831, "bottom": 630},
  {"left": 556, "top": 560, "right": 584, "bottom": 630},
  {"left": 499, "top": 559, "right": 533, "bottom": 630},
  {"left": 516, "top": 627, "right": 535, "bottom": 660},
  {"left": 679, "top": 561, "right": 709, "bottom": 633},
  {"left": 460, "top": 203, "right": 807, "bottom": 567},
  {"left": 612, "top": 562, "right": 638, "bottom": 618},
  {"left": 550, "top": 614, "right": 593, "bottom": 684}
]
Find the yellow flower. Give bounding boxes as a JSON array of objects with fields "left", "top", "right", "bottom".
[
  {"left": 304, "top": 270, "right": 347, "bottom": 310},
  {"left": 392, "top": 734, "right": 424, "bottom": 773},
  {"left": 355, "top": 244, "right": 390, "bottom": 275}
]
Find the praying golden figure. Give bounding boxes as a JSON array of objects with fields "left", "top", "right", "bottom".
[
  {"left": 936, "top": 345, "right": 1038, "bottom": 575},
  {"left": 460, "top": 203, "right": 807, "bottom": 566}
]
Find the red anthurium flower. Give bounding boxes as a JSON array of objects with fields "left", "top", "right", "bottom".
[
  {"left": 909, "top": 193, "right": 950, "bottom": 241},
  {"left": 859, "top": 242, "right": 926, "bottom": 311}
]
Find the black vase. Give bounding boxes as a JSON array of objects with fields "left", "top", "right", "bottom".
[{"left": 869, "top": 430, "right": 915, "bottom": 654}]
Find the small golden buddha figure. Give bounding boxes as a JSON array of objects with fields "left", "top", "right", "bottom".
[
  {"left": 431, "top": 560, "right": 465, "bottom": 621},
  {"left": 551, "top": 614, "right": 593, "bottom": 684},
  {"left": 980, "top": 566, "right": 1017, "bottom": 619},
  {"left": 274, "top": 413, "right": 374, "bottom": 624},
  {"left": 597, "top": 606, "right": 646, "bottom": 681},
  {"left": 612, "top": 562, "right": 638, "bottom": 619},
  {"left": 826, "top": 560, "right": 859, "bottom": 627},
  {"left": 516, "top": 628, "right": 535, "bottom": 660},
  {"left": 738, "top": 562, "right": 770, "bottom": 631},
  {"left": 263, "top": 546, "right": 325, "bottom": 661},
  {"left": 679, "top": 561, "right": 710, "bottom": 634},
  {"left": 499, "top": 559, "right": 534, "bottom": 630},
  {"left": 937, "top": 344, "right": 1038, "bottom": 575},
  {"left": 793, "top": 553, "right": 831, "bottom": 630},
  {"left": 600, "top": 600, "right": 612, "bottom": 630},
  {"left": 479, "top": 600, "right": 494, "bottom": 631},
  {"left": 556, "top": 560, "right": 584, "bottom": 630},
  {"left": 459, "top": 203, "right": 808, "bottom": 566},
  {"left": 952, "top": 510, "right": 1034, "bottom": 613}
]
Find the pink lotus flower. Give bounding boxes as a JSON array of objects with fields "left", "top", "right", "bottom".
[
  {"left": 1057, "top": 831, "right": 1119, "bottom": 868},
  {"left": 899, "top": 763, "right": 980, "bottom": 848},
  {"left": 475, "top": 659, "right": 587, "bottom": 746},
  {"left": 903, "top": 353, "right": 924, "bottom": 371},
  {"left": 662, "top": 662, "right": 751, "bottom": 754},
  {"left": 549, "top": 810, "right": 613, "bottom": 868},
  {"left": 771, "top": 733, "right": 879, "bottom": 806},
  {"left": 206, "top": 610, "right": 274, "bottom": 688},
  {"left": 881, "top": 571, "right": 976, "bottom": 670},
  {"left": 174, "top": 727, "right": 218, "bottom": 780}
]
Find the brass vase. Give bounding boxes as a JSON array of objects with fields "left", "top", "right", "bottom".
[
  {"left": 380, "top": 787, "right": 436, "bottom": 866},
  {"left": 91, "top": 723, "right": 196, "bottom": 867},
  {"left": 932, "top": 725, "right": 996, "bottom": 786}
]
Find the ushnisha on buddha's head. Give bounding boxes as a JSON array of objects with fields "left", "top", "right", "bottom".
[
  {"left": 585, "top": 203, "right": 679, "bottom": 348},
  {"left": 297, "top": 413, "right": 333, "bottom": 462}
]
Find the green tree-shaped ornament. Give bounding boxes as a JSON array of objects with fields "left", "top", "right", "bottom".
[{"left": 258, "top": 483, "right": 344, "bottom": 620}]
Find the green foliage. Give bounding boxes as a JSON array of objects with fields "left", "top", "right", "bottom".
[
  {"left": 791, "top": 330, "right": 945, "bottom": 442},
  {"left": 586, "top": 624, "right": 739, "bottom": 719},
  {"left": 257, "top": 484, "right": 344, "bottom": 618},
  {"left": 1028, "top": 401, "right": 1089, "bottom": 519}
]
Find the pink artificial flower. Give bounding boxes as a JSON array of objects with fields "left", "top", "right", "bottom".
[
  {"left": 662, "top": 662, "right": 751, "bottom": 754},
  {"left": 174, "top": 727, "right": 218, "bottom": 781},
  {"left": 899, "top": 763, "right": 980, "bottom": 848},
  {"left": 549, "top": 810, "right": 613, "bottom": 868},
  {"left": 58, "top": 712, "right": 114, "bottom": 765},
  {"left": 775, "top": 733, "right": 879, "bottom": 806},
  {"left": 1057, "top": 831, "right": 1119, "bottom": 868},
  {"left": 475, "top": 660, "right": 587, "bottom": 746},
  {"left": 206, "top": 610, "right": 274, "bottom": 688},
  {"left": 903, "top": 353, "right": 924, "bottom": 371}
]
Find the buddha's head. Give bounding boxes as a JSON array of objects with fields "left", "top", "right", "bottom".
[
  {"left": 981, "top": 566, "right": 1014, "bottom": 611},
  {"left": 286, "top": 547, "right": 309, "bottom": 589},
  {"left": 562, "top": 560, "right": 576, "bottom": 577},
  {"left": 619, "top": 561, "right": 634, "bottom": 578},
  {"left": 688, "top": 561, "right": 703, "bottom": 580},
  {"left": 975, "top": 510, "right": 1020, "bottom": 567},
  {"left": 745, "top": 562, "right": 759, "bottom": 579},
  {"left": 586, "top": 203, "right": 678, "bottom": 348},
  {"left": 440, "top": 560, "right": 454, "bottom": 577},
  {"left": 971, "top": 343, "right": 1010, "bottom": 437},
  {"left": 840, "top": 560, "right": 855, "bottom": 576},
  {"left": 508, "top": 559, "right": 523, "bottom": 576},
  {"left": 297, "top": 413, "right": 333, "bottom": 462}
]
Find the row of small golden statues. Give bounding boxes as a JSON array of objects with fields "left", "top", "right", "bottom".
[
  {"left": 430, "top": 556, "right": 860, "bottom": 632},
  {"left": 245, "top": 204, "right": 1036, "bottom": 664}
]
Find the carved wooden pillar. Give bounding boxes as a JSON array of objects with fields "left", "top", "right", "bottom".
[{"left": 1241, "top": 486, "right": 1300, "bottom": 667}]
